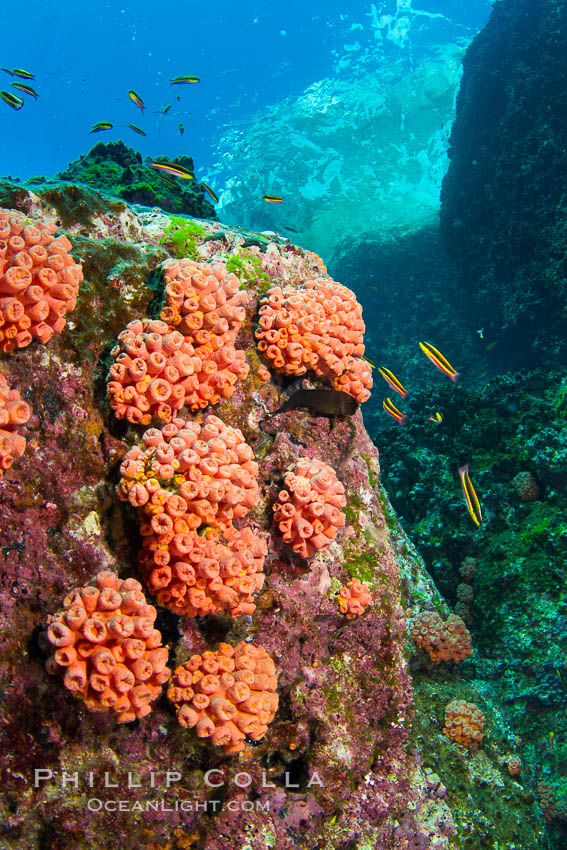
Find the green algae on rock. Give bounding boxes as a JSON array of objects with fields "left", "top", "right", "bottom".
[{"left": 54, "top": 140, "right": 217, "bottom": 220}]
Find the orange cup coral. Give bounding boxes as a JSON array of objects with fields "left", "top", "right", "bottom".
[
  {"left": 255, "top": 279, "right": 372, "bottom": 403},
  {"left": 410, "top": 611, "right": 473, "bottom": 664},
  {"left": 0, "top": 208, "right": 82, "bottom": 352},
  {"left": 160, "top": 258, "right": 249, "bottom": 408},
  {"left": 337, "top": 577, "right": 372, "bottom": 618},
  {"left": 0, "top": 371, "right": 30, "bottom": 476},
  {"left": 44, "top": 571, "right": 170, "bottom": 723},
  {"left": 273, "top": 457, "right": 346, "bottom": 558},
  {"left": 117, "top": 415, "right": 266, "bottom": 617},
  {"left": 442, "top": 699, "right": 484, "bottom": 749},
  {"left": 167, "top": 641, "right": 278, "bottom": 754}
]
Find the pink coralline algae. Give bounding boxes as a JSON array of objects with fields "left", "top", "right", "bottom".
[
  {"left": 411, "top": 611, "right": 473, "bottom": 664},
  {"left": 442, "top": 699, "right": 484, "bottom": 750},
  {"left": 337, "top": 577, "right": 372, "bottom": 618},
  {"left": 160, "top": 258, "right": 249, "bottom": 409},
  {"left": 255, "top": 279, "right": 373, "bottom": 403},
  {"left": 117, "top": 414, "right": 266, "bottom": 617},
  {"left": 43, "top": 571, "right": 170, "bottom": 723},
  {"left": 167, "top": 641, "right": 278, "bottom": 755},
  {"left": 0, "top": 371, "right": 30, "bottom": 477},
  {"left": 0, "top": 207, "right": 82, "bottom": 352},
  {"left": 273, "top": 456, "right": 346, "bottom": 558}
]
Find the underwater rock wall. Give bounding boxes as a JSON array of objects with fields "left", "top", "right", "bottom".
[
  {"left": 0, "top": 178, "right": 546, "bottom": 849},
  {"left": 440, "top": 0, "right": 567, "bottom": 367},
  {"left": 210, "top": 32, "right": 467, "bottom": 266}
]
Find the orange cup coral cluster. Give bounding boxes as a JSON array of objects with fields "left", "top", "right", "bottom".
[
  {"left": 255, "top": 279, "right": 372, "bottom": 403},
  {"left": 273, "top": 457, "right": 346, "bottom": 558},
  {"left": 0, "top": 208, "right": 82, "bottom": 352},
  {"left": 0, "top": 372, "right": 30, "bottom": 476},
  {"left": 337, "top": 577, "right": 372, "bottom": 618},
  {"left": 442, "top": 699, "right": 484, "bottom": 749},
  {"left": 160, "top": 258, "right": 249, "bottom": 407},
  {"left": 108, "top": 318, "right": 207, "bottom": 424},
  {"left": 117, "top": 414, "right": 266, "bottom": 617},
  {"left": 108, "top": 259, "right": 250, "bottom": 423},
  {"left": 167, "top": 641, "right": 278, "bottom": 754},
  {"left": 44, "top": 571, "right": 170, "bottom": 723},
  {"left": 410, "top": 611, "right": 473, "bottom": 664}
]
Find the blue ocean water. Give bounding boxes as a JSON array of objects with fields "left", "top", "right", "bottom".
[{"left": 0, "top": 0, "right": 492, "bottom": 202}]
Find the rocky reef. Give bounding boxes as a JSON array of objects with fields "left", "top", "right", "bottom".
[
  {"left": 0, "top": 174, "right": 547, "bottom": 849},
  {"left": 50, "top": 141, "right": 217, "bottom": 220},
  {"left": 440, "top": 0, "right": 567, "bottom": 367}
]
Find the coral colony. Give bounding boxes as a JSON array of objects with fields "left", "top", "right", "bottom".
[
  {"left": 0, "top": 371, "right": 30, "bottom": 476},
  {"left": 0, "top": 208, "right": 82, "bottom": 351},
  {"left": 3, "top": 211, "right": 377, "bottom": 752}
]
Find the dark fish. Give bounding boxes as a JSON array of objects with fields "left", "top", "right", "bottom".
[
  {"left": 283, "top": 225, "right": 299, "bottom": 233},
  {"left": 128, "top": 90, "right": 144, "bottom": 111},
  {"left": 89, "top": 121, "right": 113, "bottom": 133},
  {"left": 263, "top": 389, "right": 358, "bottom": 419},
  {"left": 0, "top": 90, "right": 23, "bottom": 110},
  {"left": 178, "top": 123, "right": 184, "bottom": 135},
  {"left": 170, "top": 75, "right": 200, "bottom": 84},
  {"left": 128, "top": 123, "right": 146, "bottom": 136},
  {"left": 13, "top": 68, "right": 34, "bottom": 79},
  {"left": 202, "top": 181, "right": 218, "bottom": 202},
  {"left": 486, "top": 341, "right": 498, "bottom": 351},
  {"left": 11, "top": 82, "right": 38, "bottom": 98},
  {"left": 1, "top": 68, "right": 13, "bottom": 76}
]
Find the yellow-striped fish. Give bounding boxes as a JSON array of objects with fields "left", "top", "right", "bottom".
[
  {"left": 128, "top": 90, "right": 144, "bottom": 112},
  {"left": 362, "top": 354, "right": 376, "bottom": 369},
  {"left": 202, "top": 181, "right": 218, "bottom": 203},
  {"left": 263, "top": 194, "right": 283, "bottom": 204},
  {"left": 0, "top": 90, "right": 23, "bottom": 110},
  {"left": 382, "top": 397, "right": 408, "bottom": 425},
  {"left": 11, "top": 82, "right": 37, "bottom": 98},
  {"left": 419, "top": 341, "right": 460, "bottom": 382},
  {"left": 89, "top": 121, "right": 113, "bottom": 133},
  {"left": 378, "top": 367, "right": 407, "bottom": 398},
  {"left": 128, "top": 123, "right": 146, "bottom": 136},
  {"left": 148, "top": 161, "right": 194, "bottom": 179},
  {"left": 458, "top": 464, "right": 482, "bottom": 527},
  {"left": 170, "top": 75, "right": 200, "bottom": 85},
  {"left": 13, "top": 68, "right": 34, "bottom": 80},
  {"left": 155, "top": 171, "right": 179, "bottom": 188},
  {"left": 427, "top": 411, "right": 443, "bottom": 424}
]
